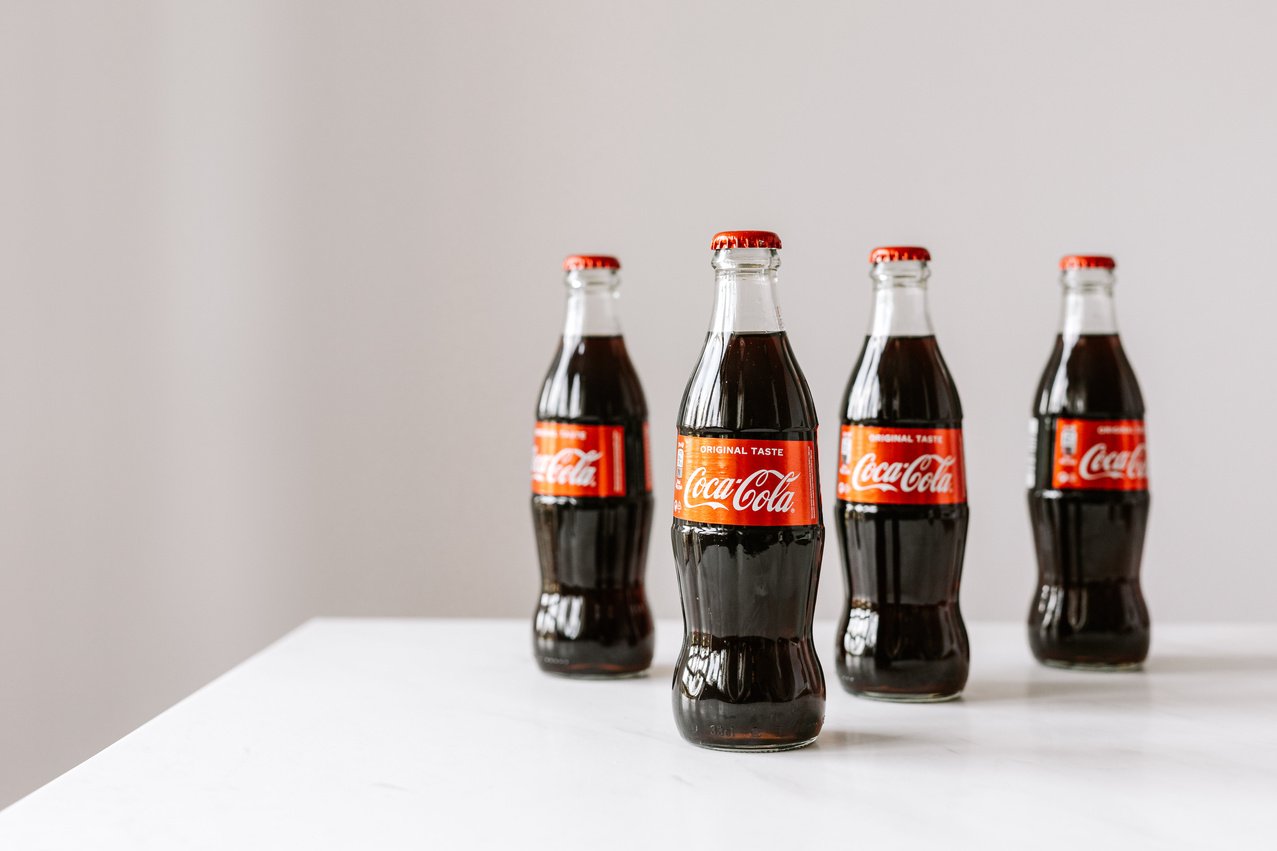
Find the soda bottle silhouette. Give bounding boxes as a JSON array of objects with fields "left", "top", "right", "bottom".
[
  {"left": 531, "top": 255, "right": 654, "bottom": 677},
  {"left": 1027, "top": 255, "right": 1150, "bottom": 669},
  {"left": 834, "top": 246, "right": 970, "bottom": 701},
  {"left": 671, "top": 230, "right": 825, "bottom": 750}
]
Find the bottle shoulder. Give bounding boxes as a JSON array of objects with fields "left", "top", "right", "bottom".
[
  {"left": 677, "top": 332, "right": 818, "bottom": 436},
  {"left": 537, "top": 335, "right": 648, "bottom": 424},
  {"left": 841, "top": 335, "right": 963, "bottom": 427},
  {"left": 1033, "top": 334, "right": 1144, "bottom": 419}
]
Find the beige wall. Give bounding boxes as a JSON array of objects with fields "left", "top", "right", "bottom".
[{"left": 3, "top": 0, "right": 1275, "bottom": 807}]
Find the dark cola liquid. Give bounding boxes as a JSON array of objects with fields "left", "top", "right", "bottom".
[
  {"left": 532, "top": 335, "right": 654, "bottom": 677},
  {"left": 1028, "top": 334, "right": 1149, "bottom": 668},
  {"left": 836, "top": 335, "right": 970, "bottom": 700},
  {"left": 672, "top": 332, "right": 825, "bottom": 750}
]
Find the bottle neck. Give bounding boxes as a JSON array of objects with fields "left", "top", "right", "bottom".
[
  {"left": 562, "top": 268, "right": 622, "bottom": 338},
  {"left": 1058, "top": 267, "right": 1118, "bottom": 337},
  {"left": 866, "top": 260, "right": 934, "bottom": 337},
  {"left": 708, "top": 247, "right": 783, "bottom": 334}
]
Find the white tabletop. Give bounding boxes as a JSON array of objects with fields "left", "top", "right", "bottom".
[{"left": 2, "top": 619, "right": 1274, "bottom": 848}]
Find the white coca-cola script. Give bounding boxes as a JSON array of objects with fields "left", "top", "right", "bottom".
[
  {"left": 1078, "top": 443, "right": 1147, "bottom": 481},
  {"left": 683, "top": 467, "right": 799, "bottom": 514},
  {"left": 531, "top": 448, "right": 601, "bottom": 488},
  {"left": 850, "top": 452, "right": 957, "bottom": 495}
]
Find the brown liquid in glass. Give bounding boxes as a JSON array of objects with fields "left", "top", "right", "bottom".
[
  {"left": 672, "top": 332, "right": 825, "bottom": 750},
  {"left": 836, "top": 335, "right": 970, "bottom": 700},
  {"left": 1028, "top": 334, "right": 1150, "bottom": 668},
  {"left": 532, "top": 335, "right": 654, "bottom": 677}
]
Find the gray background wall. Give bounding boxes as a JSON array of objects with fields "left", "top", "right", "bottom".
[{"left": 2, "top": 0, "right": 1274, "bottom": 808}]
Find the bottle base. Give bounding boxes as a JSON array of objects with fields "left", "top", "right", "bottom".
[
  {"left": 685, "top": 735, "right": 818, "bottom": 754},
  {"left": 848, "top": 688, "right": 963, "bottom": 703},
  {"left": 1028, "top": 624, "right": 1149, "bottom": 671},
  {"left": 536, "top": 659, "right": 650, "bottom": 679},
  {"left": 1039, "top": 658, "right": 1143, "bottom": 673},
  {"left": 532, "top": 624, "right": 655, "bottom": 680}
]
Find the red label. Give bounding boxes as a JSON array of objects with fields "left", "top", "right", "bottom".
[
  {"left": 672, "top": 435, "right": 819, "bottom": 527},
  {"left": 531, "top": 422, "right": 626, "bottom": 497},
  {"left": 836, "top": 425, "right": 967, "bottom": 505},
  {"left": 1051, "top": 418, "right": 1148, "bottom": 491}
]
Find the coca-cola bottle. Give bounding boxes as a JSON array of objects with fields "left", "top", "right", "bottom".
[
  {"left": 1027, "top": 254, "right": 1150, "bottom": 669},
  {"left": 530, "top": 255, "right": 654, "bottom": 677},
  {"left": 671, "top": 230, "right": 825, "bottom": 751},
  {"left": 834, "top": 246, "right": 970, "bottom": 701}
]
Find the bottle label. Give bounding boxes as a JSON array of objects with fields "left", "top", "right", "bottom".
[
  {"left": 672, "top": 435, "right": 819, "bottom": 526},
  {"left": 531, "top": 422, "right": 627, "bottom": 497},
  {"left": 1050, "top": 418, "right": 1148, "bottom": 491},
  {"left": 836, "top": 425, "right": 967, "bottom": 505}
]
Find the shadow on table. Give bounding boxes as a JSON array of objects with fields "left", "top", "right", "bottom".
[
  {"left": 813, "top": 729, "right": 912, "bottom": 752},
  {"left": 965, "top": 653, "right": 1277, "bottom": 704},
  {"left": 965, "top": 653, "right": 1277, "bottom": 703},
  {"left": 962, "top": 676, "right": 1154, "bottom": 704},
  {"left": 1144, "top": 654, "right": 1277, "bottom": 675}
]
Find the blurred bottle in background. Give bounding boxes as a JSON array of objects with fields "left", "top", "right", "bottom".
[
  {"left": 531, "top": 255, "right": 653, "bottom": 677},
  {"left": 834, "top": 246, "right": 970, "bottom": 702},
  {"left": 1027, "top": 255, "right": 1150, "bottom": 669}
]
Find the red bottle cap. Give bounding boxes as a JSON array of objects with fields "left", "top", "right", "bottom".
[
  {"left": 563, "top": 255, "right": 620, "bottom": 271},
  {"left": 710, "top": 231, "right": 782, "bottom": 250},
  {"left": 1060, "top": 255, "right": 1116, "bottom": 270},
  {"left": 869, "top": 246, "right": 931, "bottom": 264}
]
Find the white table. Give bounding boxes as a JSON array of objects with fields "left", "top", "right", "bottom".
[{"left": 2, "top": 620, "right": 1274, "bottom": 848}]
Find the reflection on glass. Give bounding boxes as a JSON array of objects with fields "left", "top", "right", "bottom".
[
  {"left": 535, "top": 592, "right": 583, "bottom": 640},
  {"left": 680, "top": 639, "right": 728, "bottom": 698}
]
